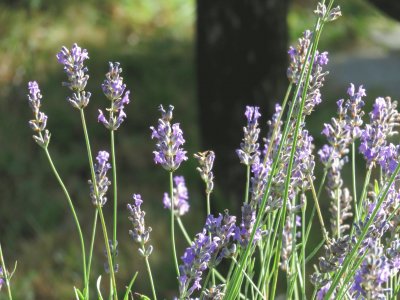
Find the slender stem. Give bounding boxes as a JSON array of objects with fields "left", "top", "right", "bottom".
[
  {"left": 356, "top": 166, "right": 372, "bottom": 220},
  {"left": 87, "top": 210, "right": 98, "bottom": 287},
  {"left": 231, "top": 257, "right": 264, "bottom": 299},
  {"left": 351, "top": 143, "right": 359, "bottom": 221},
  {"left": 169, "top": 172, "right": 180, "bottom": 278},
  {"left": 176, "top": 217, "right": 191, "bottom": 245},
  {"left": 205, "top": 191, "right": 215, "bottom": 286},
  {"left": 301, "top": 199, "right": 306, "bottom": 300},
  {"left": 0, "top": 243, "right": 13, "bottom": 300},
  {"left": 142, "top": 246, "right": 157, "bottom": 300},
  {"left": 97, "top": 206, "right": 118, "bottom": 300},
  {"left": 43, "top": 147, "right": 87, "bottom": 288},
  {"left": 308, "top": 175, "right": 329, "bottom": 242},
  {"left": 244, "top": 165, "right": 251, "bottom": 204},
  {"left": 111, "top": 128, "right": 118, "bottom": 269}
]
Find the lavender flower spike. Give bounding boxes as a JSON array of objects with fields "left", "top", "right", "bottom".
[
  {"left": 163, "top": 175, "right": 190, "bottom": 216},
  {"left": 98, "top": 62, "right": 131, "bottom": 130},
  {"left": 57, "top": 43, "right": 91, "bottom": 108},
  {"left": 150, "top": 105, "right": 188, "bottom": 171},
  {"left": 27, "top": 81, "right": 50, "bottom": 148},
  {"left": 237, "top": 106, "right": 261, "bottom": 166},
  {"left": 88, "top": 151, "right": 111, "bottom": 207},
  {"left": 194, "top": 150, "right": 215, "bottom": 194},
  {"left": 127, "top": 194, "right": 153, "bottom": 257}
]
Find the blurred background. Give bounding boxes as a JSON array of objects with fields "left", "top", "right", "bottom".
[{"left": 0, "top": 0, "right": 399, "bottom": 298}]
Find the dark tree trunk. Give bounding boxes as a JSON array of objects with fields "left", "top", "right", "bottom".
[{"left": 196, "top": 0, "right": 289, "bottom": 210}]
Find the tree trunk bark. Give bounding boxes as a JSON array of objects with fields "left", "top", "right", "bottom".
[{"left": 196, "top": 0, "right": 289, "bottom": 210}]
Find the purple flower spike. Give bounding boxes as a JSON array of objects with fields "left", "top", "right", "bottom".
[
  {"left": 57, "top": 43, "right": 91, "bottom": 108},
  {"left": 237, "top": 106, "right": 261, "bottom": 166},
  {"left": 150, "top": 105, "right": 188, "bottom": 171},
  {"left": 194, "top": 150, "right": 215, "bottom": 194},
  {"left": 127, "top": 194, "right": 153, "bottom": 257},
  {"left": 27, "top": 81, "right": 50, "bottom": 147},
  {"left": 89, "top": 151, "right": 111, "bottom": 207},
  {"left": 179, "top": 230, "right": 218, "bottom": 298},
  {"left": 98, "top": 62, "right": 131, "bottom": 130},
  {"left": 234, "top": 204, "right": 264, "bottom": 247},
  {"left": 359, "top": 96, "right": 400, "bottom": 167},
  {"left": 163, "top": 175, "right": 190, "bottom": 216}
]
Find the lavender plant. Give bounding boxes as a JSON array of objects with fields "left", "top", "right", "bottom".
[{"left": 2, "top": 0, "right": 400, "bottom": 299}]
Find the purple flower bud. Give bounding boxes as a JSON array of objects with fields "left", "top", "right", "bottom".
[
  {"left": 150, "top": 105, "right": 188, "bottom": 171},
  {"left": 237, "top": 106, "right": 261, "bottom": 166},
  {"left": 194, "top": 151, "right": 215, "bottom": 194},
  {"left": 163, "top": 175, "right": 190, "bottom": 216},
  {"left": 98, "top": 63, "right": 131, "bottom": 130},
  {"left": 89, "top": 151, "right": 111, "bottom": 206},
  {"left": 0, "top": 267, "right": 3, "bottom": 291},
  {"left": 128, "top": 194, "right": 153, "bottom": 257},
  {"left": 57, "top": 44, "right": 91, "bottom": 108},
  {"left": 27, "top": 81, "right": 51, "bottom": 147}
]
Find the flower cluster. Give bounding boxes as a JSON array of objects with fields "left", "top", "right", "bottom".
[
  {"left": 234, "top": 204, "right": 263, "bottom": 247},
  {"left": 163, "top": 176, "right": 190, "bottom": 216},
  {"left": 236, "top": 106, "right": 261, "bottom": 166},
  {"left": 98, "top": 62, "right": 131, "bottom": 130},
  {"left": 352, "top": 244, "right": 391, "bottom": 299},
  {"left": 57, "top": 43, "right": 91, "bottom": 108},
  {"left": 104, "top": 240, "right": 119, "bottom": 274},
  {"left": 179, "top": 230, "right": 218, "bottom": 298},
  {"left": 319, "top": 84, "right": 366, "bottom": 235},
  {"left": 88, "top": 151, "right": 111, "bottom": 207},
  {"left": 127, "top": 194, "right": 153, "bottom": 258},
  {"left": 150, "top": 105, "right": 188, "bottom": 171},
  {"left": 194, "top": 151, "right": 215, "bottom": 194},
  {"left": 281, "top": 215, "right": 301, "bottom": 272},
  {"left": 203, "top": 284, "right": 225, "bottom": 300},
  {"left": 27, "top": 81, "right": 50, "bottom": 148},
  {"left": 179, "top": 211, "right": 237, "bottom": 298},
  {"left": 359, "top": 96, "right": 400, "bottom": 167}
]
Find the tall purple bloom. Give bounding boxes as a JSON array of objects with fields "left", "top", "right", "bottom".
[
  {"left": 359, "top": 97, "right": 400, "bottom": 167},
  {"left": 57, "top": 43, "right": 91, "bottom": 108},
  {"left": 98, "top": 62, "right": 131, "bottom": 130},
  {"left": 27, "top": 81, "right": 50, "bottom": 148},
  {"left": 127, "top": 194, "right": 153, "bottom": 257},
  {"left": 150, "top": 105, "right": 188, "bottom": 171},
  {"left": 179, "top": 230, "right": 218, "bottom": 298},
  {"left": 163, "top": 176, "right": 190, "bottom": 216},
  {"left": 88, "top": 151, "right": 111, "bottom": 207}
]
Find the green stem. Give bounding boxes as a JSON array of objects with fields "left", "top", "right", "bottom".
[
  {"left": 142, "top": 246, "right": 157, "bottom": 300},
  {"left": 351, "top": 143, "right": 359, "bottom": 221},
  {"left": 87, "top": 210, "right": 98, "bottom": 288},
  {"left": 169, "top": 171, "right": 180, "bottom": 278},
  {"left": 205, "top": 191, "right": 215, "bottom": 285},
  {"left": 97, "top": 206, "right": 118, "bottom": 300},
  {"left": 79, "top": 108, "right": 100, "bottom": 296},
  {"left": 111, "top": 128, "right": 118, "bottom": 269},
  {"left": 308, "top": 175, "right": 329, "bottom": 242},
  {"left": 44, "top": 147, "right": 87, "bottom": 289},
  {"left": 176, "top": 217, "right": 191, "bottom": 245},
  {"left": 244, "top": 165, "right": 251, "bottom": 204},
  {"left": 0, "top": 243, "right": 13, "bottom": 300}
]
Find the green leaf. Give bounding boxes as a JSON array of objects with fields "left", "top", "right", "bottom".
[
  {"left": 123, "top": 272, "right": 138, "bottom": 300},
  {"left": 374, "top": 179, "right": 380, "bottom": 195},
  {"left": 73, "top": 287, "right": 85, "bottom": 300},
  {"left": 96, "top": 276, "right": 104, "bottom": 300}
]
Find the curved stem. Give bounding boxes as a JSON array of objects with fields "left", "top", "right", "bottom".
[
  {"left": 176, "top": 217, "right": 191, "bottom": 245},
  {"left": 0, "top": 243, "right": 13, "bottom": 300},
  {"left": 97, "top": 206, "right": 118, "bottom": 300},
  {"left": 44, "top": 147, "right": 87, "bottom": 289},
  {"left": 169, "top": 171, "right": 180, "bottom": 278}
]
